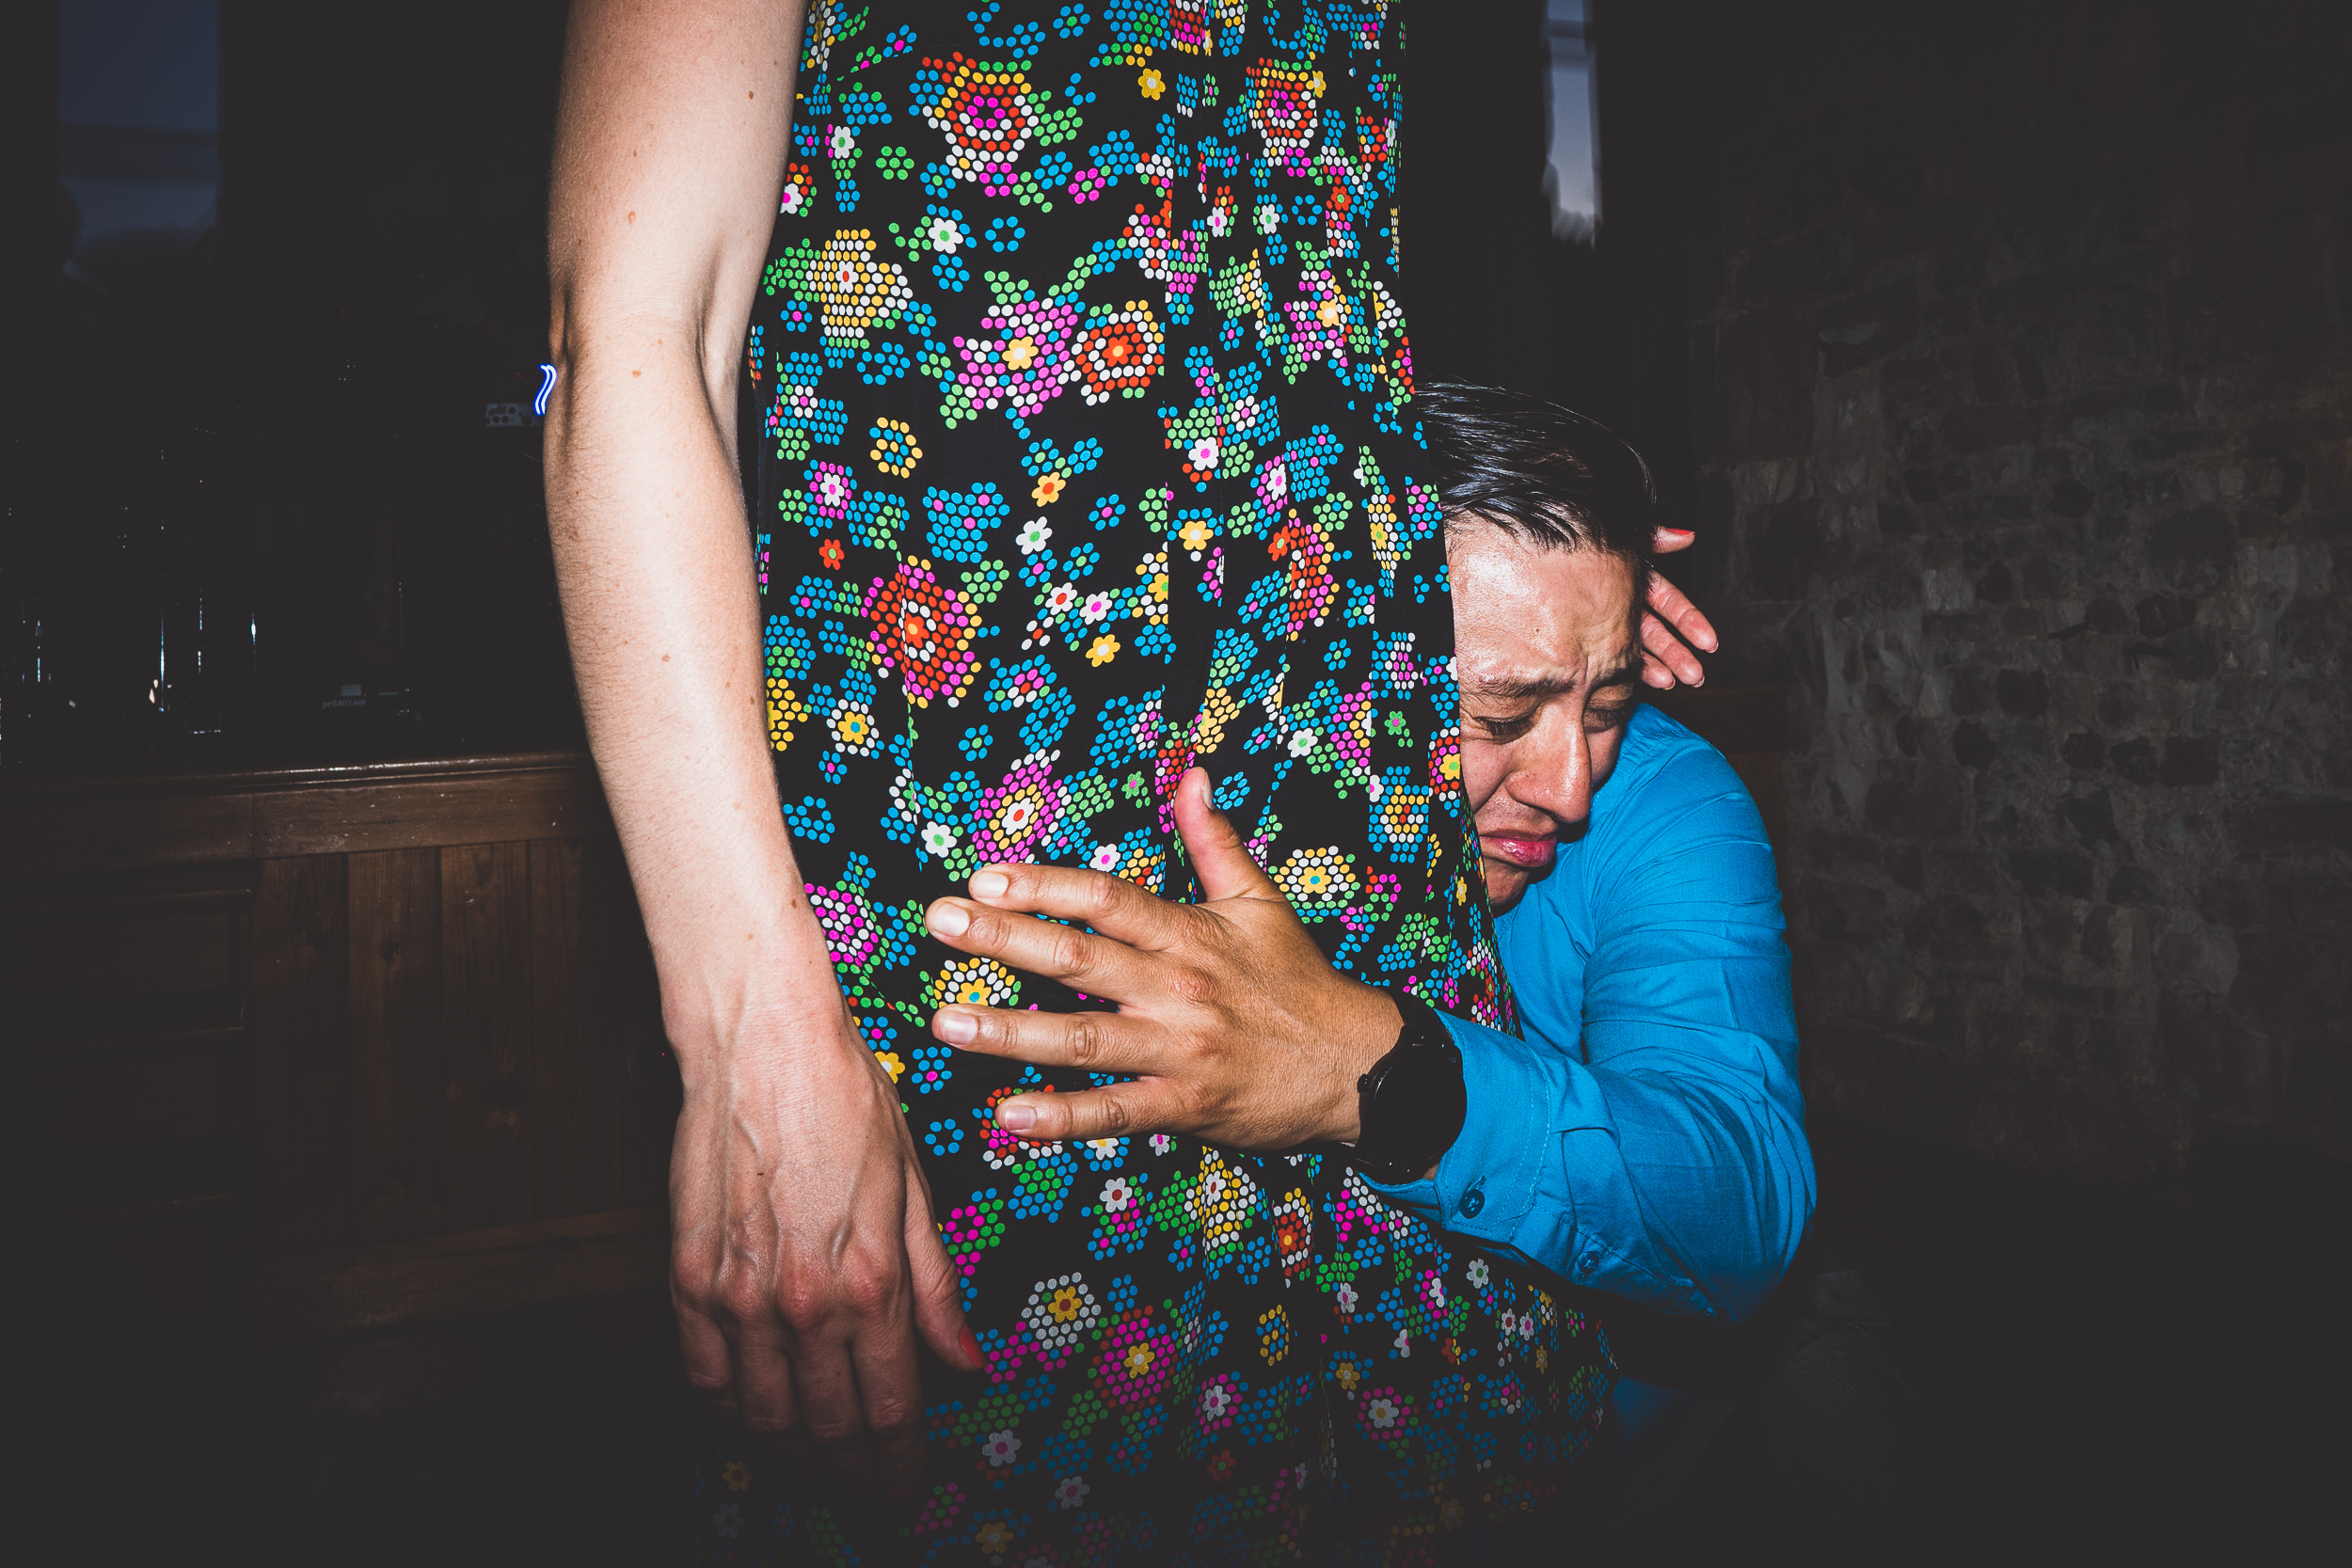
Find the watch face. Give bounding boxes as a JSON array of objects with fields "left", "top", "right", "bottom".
[{"left": 1362, "top": 1044, "right": 1467, "bottom": 1177}]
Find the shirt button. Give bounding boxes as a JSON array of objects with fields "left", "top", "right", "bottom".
[
  {"left": 1579, "top": 1252, "right": 1602, "bottom": 1276},
  {"left": 1458, "top": 1186, "right": 1485, "bottom": 1218}
]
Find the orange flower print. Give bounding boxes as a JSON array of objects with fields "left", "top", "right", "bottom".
[
  {"left": 1075, "top": 302, "right": 1167, "bottom": 404},
  {"left": 918, "top": 55, "right": 1039, "bottom": 195}
]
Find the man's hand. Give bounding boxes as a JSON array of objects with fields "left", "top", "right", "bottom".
[
  {"left": 668, "top": 1005, "right": 977, "bottom": 1496},
  {"left": 922, "top": 768, "right": 1402, "bottom": 1148},
  {"left": 1641, "top": 525, "right": 1718, "bottom": 689}
]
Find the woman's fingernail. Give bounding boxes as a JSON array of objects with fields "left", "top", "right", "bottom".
[
  {"left": 960, "top": 1325, "right": 983, "bottom": 1369},
  {"left": 970, "top": 869, "right": 1009, "bottom": 899},
  {"left": 926, "top": 902, "right": 970, "bottom": 938},
  {"left": 996, "top": 1100, "right": 1038, "bottom": 1132},
  {"left": 936, "top": 1010, "right": 978, "bottom": 1044}
]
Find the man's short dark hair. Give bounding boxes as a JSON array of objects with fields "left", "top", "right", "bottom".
[{"left": 1417, "top": 382, "right": 1658, "bottom": 565}]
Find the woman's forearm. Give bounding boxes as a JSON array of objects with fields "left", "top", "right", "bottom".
[{"left": 544, "top": 0, "right": 834, "bottom": 1066}]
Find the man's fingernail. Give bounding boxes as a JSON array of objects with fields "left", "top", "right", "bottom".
[
  {"left": 927, "top": 902, "right": 970, "bottom": 938},
  {"left": 937, "top": 1009, "right": 978, "bottom": 1044},
  {"left": 996, "top": 1100, "right": 1038, "bottom": 1132},
  {"left": 960, "top": 1325, "right": 983, "bottom": 1368},
  {"left": 1661, "top": 527, "right": 1694, "bottom": 539},
  {"left": 970, "top": 869, "right": 1009, "bottom": 898}
]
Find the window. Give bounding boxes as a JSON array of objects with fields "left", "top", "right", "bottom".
[{"left": 1542, "top": 0, "right": 1597, "bottom": 236}]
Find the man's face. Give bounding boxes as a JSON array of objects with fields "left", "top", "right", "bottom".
[{"left": 1449, "top": 521, "right": 1643, "bottom": 912}]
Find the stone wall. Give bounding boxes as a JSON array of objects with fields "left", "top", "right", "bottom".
[{"left": 1604, "top": 0, "right": 2351, "bottom": 1189}]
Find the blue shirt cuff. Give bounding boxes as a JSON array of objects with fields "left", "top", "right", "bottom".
[{"left": 1359, "top": 1014, "right": 1604, "bottom": 1273}]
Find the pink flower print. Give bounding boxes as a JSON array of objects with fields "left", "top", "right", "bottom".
[
  {"left": 1092, "top": 1312, "right": 1179, "bottom": 1408},
  {"left": 1357, "top": 1386, "right": 1414, "bottom": 1445},
  {"left": 1330, "top": 688, "right": 1375, "bottom": 772},
  {"left": 805, "top": 882, "right": 881, "bottom": 967},
  {"left": 953, "top": 293, "right": 1085, "bottom": 420},
  {"left": 1053, "top": 1475, "right": 1090, "bottom": 1510},
  {"left": 1089, "top": 843, "right": 1121, "bottom": 872},
  {"left": 807, "top": 461, "right": 856, "bottom": 523},
  {"left": 1195, "top": 1372, "right": 1237, "bottom": 1434},
  {"left": 1079, "top": 591, "right": 1113, "bottom": 624},
  {"left": 1170, "top": 0, "right": 1210, "bottom": 54},
  {"left": 972, "top": 751, "right": 1068, "bottom": 863},
  {"left": 1283, "top": 269, "right": 1349, "bottom": 370},
  {"left": 1121, "top": 198, "right": 1205, "bottom": 310},
  {"left": 1333, "top": 1280, "right": 1359, "bottom": 1318},
  {"left": 980, "top": 1429, "right": 1022, "bottom": 1467},
  {"left": 912, "top": 1482, "right": 967, "bottom": 1536},
  {"left": 1248, "top": 62, "right": 1324, "bottom": 176}
]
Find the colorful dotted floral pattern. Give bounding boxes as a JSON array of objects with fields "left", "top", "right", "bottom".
[{"left": 705, "top": 4, "right": 1611, "bottom": 1564}]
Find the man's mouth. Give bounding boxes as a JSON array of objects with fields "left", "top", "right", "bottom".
[{"left": 1481, "top": 832, "right": 1556, "bottom": 870}]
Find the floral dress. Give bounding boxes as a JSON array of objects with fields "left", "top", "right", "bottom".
[{"left": 700, "top": 4, "right": 1611, "bottom": 1563}]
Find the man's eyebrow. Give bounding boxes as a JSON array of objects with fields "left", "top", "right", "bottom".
[{"left": 1465, "top": 659, "right": 1644, "bottom": 704}]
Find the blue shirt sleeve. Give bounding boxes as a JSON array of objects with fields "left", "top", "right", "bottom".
[{"left": 1366, "top": 738, "right": 1814, "bottom": 1323}]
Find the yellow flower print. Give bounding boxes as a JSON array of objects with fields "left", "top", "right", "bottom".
[
  {"left": 1004, "top": 336, "right": 1038, "bottom": 371},
  {"left": 1139, "top": 68, "right": 1166, "bottom": 100},
  {"left": 766, "top": 678, "right": 810, "bottom": 749},
  {"left": 1031, "top": 473, "right": 1067, "bottom": 505},
  {"left": 1275, "top": 846, "right": 1359, "bottom": 911},
  {"left": 869, "top": 417, "right": 921, "bottom": 478},
  {"left": 1178, "top": 515, "right": 1213, "bottom": 554},
  {"left": 975, "top": 1520, "right": 1015, "bottom": 1556},
  {"left": 873, "top": 1049, "right": 905, "bottom": 1083},
  {"left": 930, "top": 956, "right": 1020, "bottom": 1009},
  {"left": 1087, "top": 633, "right": 1121, "bottom": 666},
  {"left": 723, "top": 1461, "right": 752, "bottom": 1492},
  {"left": 1187, "top": 686, "right": 1243, "bottom": 755},
  {"left": 814, "top": 229, "right": 913, "bottom": 340},
  {"left": 831, "top": 701, "right": 878, "bottom": 755}
]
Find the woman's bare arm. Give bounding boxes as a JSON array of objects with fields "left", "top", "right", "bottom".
[{"left": 545, "top": 0, "right": 974, "bottom": 1492}]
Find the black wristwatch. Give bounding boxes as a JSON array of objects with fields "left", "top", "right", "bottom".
[{"left": 1348, "top": 990, "right": 1469, "bottom": 1185}]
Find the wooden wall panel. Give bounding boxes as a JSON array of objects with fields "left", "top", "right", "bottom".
[
  {"left": 439, "top": 842, "right": 533, "bottom": 1231},
  {"left": 528, "top": 838, "right": 614, "bottom": 1217},
  {"left": 254, "top": 768, "right": 610, "bottom": 859},
  {"left": 348, "top": 848, "right": 446, "bottom": 1242},
  {"left": 250, "top": 856, "right": 352, "bottom": 1252}
]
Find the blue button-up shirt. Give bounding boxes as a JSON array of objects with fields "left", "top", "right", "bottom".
[{"left": 1366, "top": 704, "right": 1815, "bottom": 1324}]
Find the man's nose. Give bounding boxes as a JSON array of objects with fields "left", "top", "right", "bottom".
[{"left": 1507, "top": 716, "right": 1594, "bottom": 828}]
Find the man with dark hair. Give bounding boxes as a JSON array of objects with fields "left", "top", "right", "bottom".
[{"left": 920, "top": 384, "right": 1831, "bottom": 1551}]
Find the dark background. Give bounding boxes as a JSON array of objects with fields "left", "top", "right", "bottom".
[{"left": 8, "top": 0, "right": 2347, "bottom": 1560}]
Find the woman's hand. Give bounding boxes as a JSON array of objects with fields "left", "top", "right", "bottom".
[
  {"left": 920, "top": 768, "right": 1404, "bottom": 1148},
  {"left": 667, "top": 1003, "right": 976, "bottom": 1496},
  {"left": 1641, "top": 525, "right": 1718, "bottom": 689},
  {"left": 547, "top": 0, "right": 974, "bottom": 1497}
]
